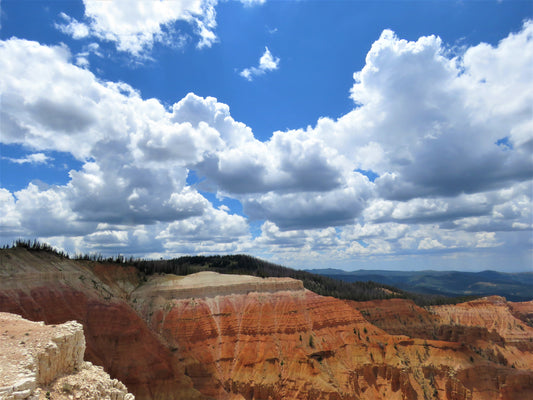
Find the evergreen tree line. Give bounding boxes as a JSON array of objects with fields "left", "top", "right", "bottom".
[
  {"left": 6, "top": 239, "right": 135, "bottom": 264},
  {"left": 6, "top": 239, "right": 70, "bottom": 258}
]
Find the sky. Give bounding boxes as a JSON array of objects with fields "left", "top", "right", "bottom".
[{"left": 0, "top": 0, "right": 532, "bottom": 272}]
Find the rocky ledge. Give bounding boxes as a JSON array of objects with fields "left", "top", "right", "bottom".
[
  {"left": 0, "top": 312, "right": 134, "bottom": 400},
  {"left": 132, "top": 271, "right": 304, "bottom": 301}
]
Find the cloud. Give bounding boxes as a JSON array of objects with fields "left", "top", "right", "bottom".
[
  {"left": 0, "top": 39, "right": 101, "bottom": 158},
  {"left": 157, "top": 206, "right": 250, "bottom": 254},
  {"left": 54, "top": 0, "right": 217, "bottom": 56},
  {"left": 418, "top": 238, "right": 446, "bottom": 251},
  {"left": 195, "top": 128, "right": 347, "bottom": 195},
  {"left": 343, "top": 26, "right": 533, "bottom": 200},
  {"left": 55, "top": 12, "right": 90, "bottom": 39},
  {"left": 0, "top": 38, "right": 218, "bottom": 234},
  {"left": 0, "top": 189, "right": 22, "bottom": 238},
  {"left": 240, "top": 47, "right": 280, "bottom": 81},
  {"left": 3, "top": 153, "right": 52, "bottom": 165},
  {"left": 0, "top": 37, "right": 252, "bottom": 256},
  {"left": 242, "top": 22, "right": 531, "bottom": 261},
  {"left": 56, "top": 0, "right": 268, "bottom": 57},
  {"left": 241, "top": 174, "right": 372, "bottom": 230},
  {"left": 251, "top": 222, "right": 342, "bottom": 266},
  {"left": 13, "top": 183, "right": 95, "bottom": 237},
  {"left": 74, "top": 43, "right": 102, "bottom": 68},
  {"left": 241, "top": 0, "right": 267, "bottom": 7}
]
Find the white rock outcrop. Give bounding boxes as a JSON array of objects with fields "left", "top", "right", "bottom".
[
  {"left": 132, "top": 271, "right": 305, "bottom": 301},
  {"left": 0, "top": 313, "right": 134, "bottom": 400}
]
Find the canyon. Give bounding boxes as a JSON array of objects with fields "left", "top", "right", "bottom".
[{"left": 0, "top": 246, "right": 532, "bottom": 399}]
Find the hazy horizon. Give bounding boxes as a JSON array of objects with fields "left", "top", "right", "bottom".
[{"left": 1, "top": 1, "right": 532, "bottom": 272}]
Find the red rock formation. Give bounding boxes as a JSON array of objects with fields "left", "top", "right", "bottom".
[
  {"left": 1, "top": 248, "right": 533, "bottom": 400},
  {"left": 349, "top": 298, "right": 506, "bottom": 344},
  {"left": 508, "top": 300, "right": 533, "bottom": 328},
  {"left": 430, "top": 296, "right": 533, "bottom": 342},
  {"left": 0, "top": 248, "right": 204, "bottom": 400},
  {"left": 131, "top": 272, "right": 533, "bottom": 400},
  {"left": 349, "top": 298, "right": 441, "bottom": 338},
  {"left": 351, "top": 295, "right": 533, "bottom": 399}
]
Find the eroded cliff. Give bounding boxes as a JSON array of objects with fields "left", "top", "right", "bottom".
[
  {"left": 1, "top": 247, "right": 532, "bottom": 400},
  {"left": 130, "top": 270, "right": 533, "bottom": 399},
  {"left": 350, "top": 296, "right": 533, "bottom": 399},
  {"left": 0, "top": 248, "right": 204, "bottom": 400}
]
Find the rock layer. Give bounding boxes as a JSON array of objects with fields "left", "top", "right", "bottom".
[
  {"left": 430, "top": 296, "right": 533, "bottom": 342},
  {"left": 351, "top": 296, "right": 533, "bottom": 398},
  {"left": 133, "top": 272, "right": 533, "bottom": 399},
  {"left": 133, "top": 271, "right": 304, "bottom": 300}
]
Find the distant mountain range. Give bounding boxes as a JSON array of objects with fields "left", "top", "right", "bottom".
[{"left": 307, "top": 269, "right": 533, "bottom": 302}]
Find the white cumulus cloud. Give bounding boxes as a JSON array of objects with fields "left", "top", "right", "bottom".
[
  {"left": 240, "top": 47, "right": 280, "bottom": 81},
  {"left": 55, "top": 0, "right": 217, "bottom": 56}
]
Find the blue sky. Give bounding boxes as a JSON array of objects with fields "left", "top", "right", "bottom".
[{"left": 0, "top": 0, "right": 532, "bottom": 271}]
